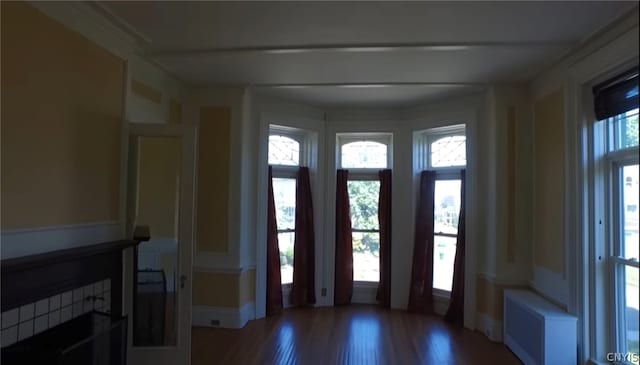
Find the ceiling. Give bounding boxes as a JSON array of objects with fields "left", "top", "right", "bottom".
[{"left": 98, "top": 1, "right": 637, "bottom": 108}]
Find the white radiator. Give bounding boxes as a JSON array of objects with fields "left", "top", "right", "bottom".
[{"left": 503, "top": 290, "right": 577, "bottom": 365}]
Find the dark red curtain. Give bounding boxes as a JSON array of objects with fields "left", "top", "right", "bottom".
[
  {"left": 266, "top": 166, "right": 283, "bottom": 315},
  {"left": 376, "top": 169, "right": 392, "bottom": 307},
  {"left": 445, "top": 170, "right": 466, "bottom": 325},
  {"left": 290, "top": 167, "right": 316, "bottom": 306},
  {"left": 407, "top": 170, "right": 436, "bottom": 313},
  {"left": 334, "top": 169, "right": 353, "bottom": 305}
]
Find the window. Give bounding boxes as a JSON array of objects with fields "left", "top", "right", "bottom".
[
  {"left": 269, "top": 131, "right": 302, "bottom": 285},
  {"left": 433, "top": 179, "right": 462, "bottom": 291},
  {"left": 272, "top": 177, "right": 296, "bottom": 285},
  {"left": 430, "top": 135, "right": 466, "bottom": 167},
  {"left": 338, "top": 134, "right": 391, "bottom": 283},
  {"left": 348, "top": 180, "right": 380, "bottom": 282},
  {"left": 604, "top": 109, "right": 639, "bottom": 362},
  {"left": 269, "top": 135, "right": 300, "bottom": 166},
  {"left": 341, "top": 141, "right": 387, "bottom": 168},
  {"left": 422, "top": 126, "right": 466, "bottom": 293}
]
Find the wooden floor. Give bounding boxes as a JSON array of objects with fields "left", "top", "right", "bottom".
[{"left": 192, "top": 305, "right": 521, "bottom": 365}]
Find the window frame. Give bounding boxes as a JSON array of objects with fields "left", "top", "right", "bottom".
[
  {"left": 336, "top": 133, "right": 391, "bottom": 285},
  {"left": 605, "top": 124, "right": 639, "bottom": 359},
  {"left": 591, "top": 105, "right": 640, "bottom": 363},
  {"left": 423, "top": 124, "right": 467, "bottom": 172},
  {"left": 269, "top": 126, "right": 307, "bottom": 287},
  {"left": 418, "top": 125, "right": 466, "bottom": 298},
  {"left": 337, "top": 133, "right": 392, "bottom": 171}
]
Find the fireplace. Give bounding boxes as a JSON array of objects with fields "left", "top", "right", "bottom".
[{"left": 1, "top": 239, "right": 144, "bottom": 364}]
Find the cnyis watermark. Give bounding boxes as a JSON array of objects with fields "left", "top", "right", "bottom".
[{"left": 606, "top": 352, "right": 639, "bottom": 363}]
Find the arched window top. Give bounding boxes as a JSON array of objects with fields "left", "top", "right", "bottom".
[
  {"left": 430, "top": 135, "right": 466, "bottom": 168},
  {"left": 341, "top": 140, "right": 388, "bottom": 169},
  {"left": 269, "top": 135, "right": 300, "bottom": 166}
]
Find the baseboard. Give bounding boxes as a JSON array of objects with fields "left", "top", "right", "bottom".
[
  {"left": 1, "top": 221, "right": 121, "bottom": 259},
  {"left": 192, "top": 302, "right": 255, "bottom": 329},
  {"left": 476, "top": 312, "right": 503, "bottom": 342}
]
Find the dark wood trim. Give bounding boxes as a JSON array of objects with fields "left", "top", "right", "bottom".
[
  {"left": 1, "top": 239, "right": 142, "bottom": 313},
  {"left": 1, "top": 240, "right": 138, "bottom": 274}
]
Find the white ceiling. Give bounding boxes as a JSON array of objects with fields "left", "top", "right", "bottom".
[{"left": 99, "top": 1, "right": 637, "bottom": 107}]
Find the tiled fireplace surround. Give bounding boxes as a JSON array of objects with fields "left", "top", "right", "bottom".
[{"left": 1, "top": 279, "right": 112, "bottom": 348}]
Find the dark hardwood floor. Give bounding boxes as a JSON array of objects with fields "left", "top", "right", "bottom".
[{"left": 192, "top": 305, "right": 521, "bottom": 365}]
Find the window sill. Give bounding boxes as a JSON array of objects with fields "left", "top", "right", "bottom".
[
  {"left": 433, "top": 289, "right": 451, "bottom": 300},
  {"left": 354, "top": 281, "right": 379, "bottom": 289}
]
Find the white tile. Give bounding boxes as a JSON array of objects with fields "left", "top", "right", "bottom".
[
  {"left": 34, "top": 315, "right": 48, "bottom": 334},
  {"left": 95, "top": 301, "right": 103, "bottom": 311},
  {"left": 61, "top": 291, "right": 73, "bottom": 307},
  {"left": 35, "top": 299, "right": 48, "bottom": 317},
  {"left": 73, "top": 289, "right": 83, "bottom": 302},
  {"left": 73, "top": 302, "right": 83, "bottom": 318},
  {"left": 48, "top": 310, "right": 61, "bottom": 328},
  {"left": 93, "top": 281, "right": 103, "bottom": 294},
  {"left": 104, "top": 279, "right": 111, "bottom": 291},
  {"left": 1, "top": 326, "right": 18, "bottom": 348},
  {"left": 17, "top": 320, "right": 33, "bottom": 341},
  {"left": 2, "top": 308, "right": 19, "bottom": 329},
  {"left": 19, "top": 304, "right": 34, "bottom": 321},
  {"left": 60, "top": 307, "right": 72, "bottom": 323},
  {"left": 83, "top": 284, "right": 94, "bottom": 299},
  {"left": 49, "top": 295, "right": 61, "bottom": 311}
]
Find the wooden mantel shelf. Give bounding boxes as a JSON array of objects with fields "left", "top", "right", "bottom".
[
  {"left": 1, "top": 238, "right": 145, "bottom": 313},
  {"left": 1, "top": 239, "right": 139, "bottom": 274}
]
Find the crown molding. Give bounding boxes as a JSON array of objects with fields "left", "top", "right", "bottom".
[{"left": 27, "top": 1, "right": 144, "bottom": 60}]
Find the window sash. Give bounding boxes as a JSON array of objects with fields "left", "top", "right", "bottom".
[{"left": 608, "top": 153, "right": 639, "bottom": 358}]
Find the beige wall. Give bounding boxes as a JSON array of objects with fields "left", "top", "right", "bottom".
[
  {"left": 193, "top": 269, "right": 255, "bottom": 308},
  {"left": 196, "top": 106, "right": 231, "bottom": 252},
  {"left": 136, "top": 137, "right": 181, "bottom": 238},
  {"left": 1, "top": 1, "right": 124, "bottom": 229},
  {"left": 476, "top": 275, "right": 524, "bottom": 320},
  {"left": 533, "top": 88, "right": 565, "bottom": 274}
]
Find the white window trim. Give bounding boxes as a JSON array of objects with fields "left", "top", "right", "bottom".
[
  {"left": 268, "top": 126, "right": 311, "bottom": 292},
  {"left": 335, "top": 133, "right": 391, "bottom": 292},
  {"left": 589, "top": 103, "right": 639, "bottom": 363},
  {"left": 415, "top": 125, "right": 466, "bottom": 297}
]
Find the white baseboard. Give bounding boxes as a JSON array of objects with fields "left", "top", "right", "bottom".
[
  {"left": 1, "top": 221, "right": 121, "bottom": 259},
  {"left": 476, "top": 312, "right": 503, "bottom": 342},
  {"left": 192, "top": 302, "right": 255, "bottom": 329}
]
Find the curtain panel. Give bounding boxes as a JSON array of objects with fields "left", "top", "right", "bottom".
[
  {"left": 445, "top": 170, "right": 466, "bottom": 325},
  {"left": 266, "top": 166, "right": 283, "bottom": 315},
  {"left": 334, "top": 169, "right": 353, "bottom": 305},
  {"left": 376, "top": 169, "right": 392, "bottom": 307},
  {"left": 290, "top": 167, "right": 317, "bottom": 306},
  {"left": 407, "top": 170, "right": 436, "bottom": 313}
]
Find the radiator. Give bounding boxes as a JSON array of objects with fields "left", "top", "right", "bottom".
[{"left": 503, "top": 290, "right": 577, "bottom": 365}]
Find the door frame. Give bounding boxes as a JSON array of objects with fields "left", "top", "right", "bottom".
[{"left": 124, "top": 123, "right": 196, "bottom": 365}]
